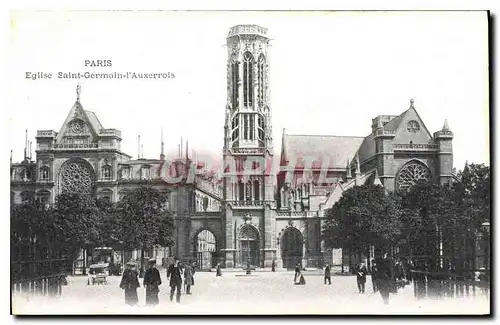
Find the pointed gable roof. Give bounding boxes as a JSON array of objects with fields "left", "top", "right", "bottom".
[
  {"left": 281, "top": 134, "right": 364, "bottom": 170},
  {"left": 55, "top": 100, "right": 100, "bottom": 143},
  {"left": 356, "top": 99, "right": 434, "bottom": 163}
]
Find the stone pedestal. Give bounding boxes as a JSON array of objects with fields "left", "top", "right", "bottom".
[
  {"left": 221, "top": 249, "right": 236, "bottom": 268},
  {"left": 262, "top": 248, "right": 277, "bottom": 268}
]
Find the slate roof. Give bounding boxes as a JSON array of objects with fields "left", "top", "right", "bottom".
[
  {"left": 282, "top": 134, "right": 365, "bottom": 169},
  {"left": 85, "top": 110, "right": 104, "bottom": 132}
]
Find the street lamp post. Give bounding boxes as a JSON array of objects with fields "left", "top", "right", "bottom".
[{"left": 481, "top": 222, "right": 490, "bottom": 280}]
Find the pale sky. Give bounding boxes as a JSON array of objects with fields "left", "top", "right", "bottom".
[{"left": 6, "top": 11, "right": 490, "bottom": 171}]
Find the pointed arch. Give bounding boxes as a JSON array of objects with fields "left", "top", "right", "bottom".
[{"left": 243, "top": 51, "right": 254, "bottom": 108}]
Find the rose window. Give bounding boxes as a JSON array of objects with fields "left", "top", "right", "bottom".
[
  {"left": 60, "top": 160, "right": 94, "bottom": 194},
  {"left": 396, "top": 162, "right": 431, "bottom": 192}
]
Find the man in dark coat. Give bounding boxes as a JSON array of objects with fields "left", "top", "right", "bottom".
[
  {"left": 143, "top": 259, "right": 162, "bottom": 306},
  {"left": 356, "top": 262, "right": 368, "bottom": 293},
  {"left": 272, "top": 260, "right": 276, "bottom": 272},
  {"left": 167, "top": 257, "right": 183, "bottom": 303},
  {"left": 375, "top": 253, "right": 396, "bottom": 305},
  {"left": 324, "top": 263, "right": 332, "bottom": 285},
  {"left": 119, "top": 262, "right": 140, "bottom": 306},
  {"left": 216, "top": 263, "right": 222, "bottom": 276}
]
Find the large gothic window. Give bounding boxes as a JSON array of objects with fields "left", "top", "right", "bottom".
[
  {"left": 396, "top": 161, "right": 431, "bottom": 192},
  {"left": 60, "top": 160, "right": 94, "bottom": 195},
  {"left": 257, "top": 54, "right": 266, "bottom": 107},
  {"left": 243, "top": 52, "right": 254, "bottom": 108},
  {"left": 231, "top": 57, "right": 239, "bottom": 110}
]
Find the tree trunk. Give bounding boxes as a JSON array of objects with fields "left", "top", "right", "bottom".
[{"left": 140, "top": 246, "right": 145, "bottom": 278}]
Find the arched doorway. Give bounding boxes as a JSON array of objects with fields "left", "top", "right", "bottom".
[
  {"left": 281, "top": 227, "right": 304, "bottom": 270},
  {"left": 238, "top": 224, "right": 260, "bottom": 267},
  {"left": 194, "top": 230, "right": 216, "bottom": 271}
]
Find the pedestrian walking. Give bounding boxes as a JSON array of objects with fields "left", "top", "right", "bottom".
[
  {"left": 356, "top": 262, "right": 368, "bottom": 293},
  {"left": 167, "top": 257, "right": 183, "bottom": 303},
  {"left": 371, "top": 259, "right": 378, "bottom": 293},
  {"left": 294, "top": 263, "right": 301, "bottom": 283},
  {"left": 324, "top": 263, "right": 332, "bottom": 285},
  {"left": 272, "top": 260, "right": 276, "bottom": 272},
  {"left": 184, "top": 261, "right": 195, "bottom": 295},
  {"left": 143, "top": 258, "right": 162, "bottom": 306},
  {"left": 374, "top": 252, "right": 396, "bottom": 305},
  {"left": 216, "top": 263, "right": 222, "bottom": 276},
  {"left": 294, "top": 269, "right": 306, "bottom": 285},
  {"left": 119, "top": 262, "right": 140, "bottom": 306}
]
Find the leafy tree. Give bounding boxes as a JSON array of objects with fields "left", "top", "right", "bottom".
[
  {"left": 51, "top": 193, "right": 101, "bottom": 274},
  {"left": 323, "top": 185, "right": 403, "bottom": 261},
  {"left": 117, "top": 186, "right": 175, "bottom": 276},
  {"left": 95, "top": 198, "right": 122, "bottom": 249}
]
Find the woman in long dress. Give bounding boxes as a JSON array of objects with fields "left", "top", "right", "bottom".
[
  {"left": 119, "top": 262, "right": 140, "bottom": 306},
  {"left": 143, "top": 259, "right": 162, "bottom": 305}
]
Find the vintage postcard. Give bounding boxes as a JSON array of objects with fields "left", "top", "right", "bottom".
[{"left": 8, "top": 10, "right": 490, "bottom": 315}]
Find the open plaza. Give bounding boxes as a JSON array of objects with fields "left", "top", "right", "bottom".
[{"left": 12, "top": 271, "right": 489, "bottom": 315}]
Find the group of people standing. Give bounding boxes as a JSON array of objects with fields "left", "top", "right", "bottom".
[{"left": 119, "top": 257, "right": 196, "bottom": 306}]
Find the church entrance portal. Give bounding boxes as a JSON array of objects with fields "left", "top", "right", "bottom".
[
  {"left": 238, "top": 225, "right": 260, "bottom": 268},
  {"left": 281, "top": 227, "right": 304, "bottom": 270}
]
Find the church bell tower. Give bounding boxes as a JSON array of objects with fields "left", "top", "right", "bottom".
[{"left": 221, "top": 25, "right": 276, "bottom": 269}]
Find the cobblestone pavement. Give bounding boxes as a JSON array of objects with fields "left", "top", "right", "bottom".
[{"left": 12, "top": 271, "right": 490, "bottom": 315}]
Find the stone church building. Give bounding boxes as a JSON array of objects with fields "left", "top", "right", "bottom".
[{"left": 10, "top": 24, "right": 454, "bottom": 271}]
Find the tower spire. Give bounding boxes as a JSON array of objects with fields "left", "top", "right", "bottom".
[
  {"left": 186, "top": 140, "right": 189, "bottom": 161},
  {"left": 138, "top": 135, "right": 141, "bottom": 159},
  {"left": 160, "top": 127, "right": 165, "bottom": 160},
  {"left": 356, "top": 153, "right": 360, "bottom": 174},
  {"left": 24, "top": 129, "right": 28, "bottom": 161},
  {"left": 346, "top": 159, "right": 352, "bottom": 179}
]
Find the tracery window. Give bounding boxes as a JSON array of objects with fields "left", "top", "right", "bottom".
[
  {"left": 60, "top": 160, "right": 94, "bottom": 195},
  {"left": 243, "top": 52, "right": 254, "bottom": 108},
  {"left": 239, "top": 225, "right": 258, "bottom": 240},
  {"left": 396, "top": 161, "right": 431, "bottom": 192}
]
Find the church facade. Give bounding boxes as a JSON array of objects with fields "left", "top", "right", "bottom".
[{"left": 10, "top": 24, "right": 454, "bottom": 271}]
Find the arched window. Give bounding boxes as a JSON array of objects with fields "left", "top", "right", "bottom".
[
  {"left": 243, "top": 52, "right": 254, "bottom": 108},
  {"left": 40, "top": 166, "right": 50, "bottom": 182},
  {"left": 231, "top": 56, "right": 239, "bottom": 110},
  {"left": 102, "top": 165, "right": 112, "bottom": 181},
  {"left": 238, "top": 180, "right": 244, "bottom": 201},
  {"left": 258, "top": 54, "right": 266, "bottom": 107}
]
